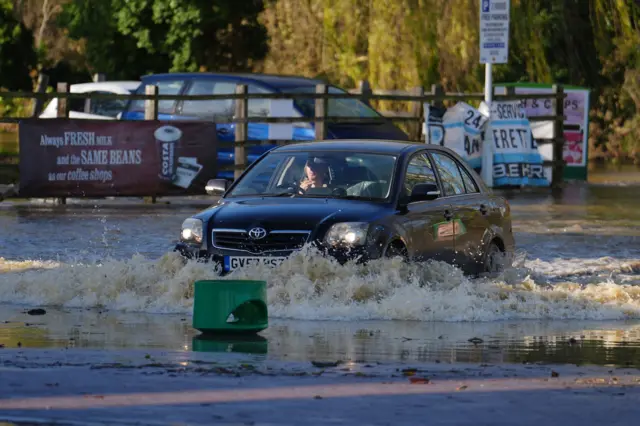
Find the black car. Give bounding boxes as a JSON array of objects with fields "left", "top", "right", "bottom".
[{"left": 175, "top": 140, "right": 515, "bottom": 276}]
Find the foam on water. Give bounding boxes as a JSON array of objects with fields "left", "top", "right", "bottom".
[{"left": 2, "top": 245, "right": 640, "bottom": 322}]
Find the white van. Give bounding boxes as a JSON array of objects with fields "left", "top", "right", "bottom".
[{"left": 39, "top": 81, "right": 140, "bottom": 120}]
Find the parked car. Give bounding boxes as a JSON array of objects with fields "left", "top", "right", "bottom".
[
  {"left": 119, "top": 73, "right": 409, "bottom": 180},
  {"left": 175, "top": 139, "right": 514, "bottom": 277},
  {"left": 40, "top": 81, "right": 140, "bottom": 120}
]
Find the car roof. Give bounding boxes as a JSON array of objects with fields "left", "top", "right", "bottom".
[
  {"left": 69, "top": 81, "right": 141, "bottom": 93},
  {"left": 272, "top": 140, "right": 429, "bottom": 155},
  {"left": 140, "top": 72, "right": 327, "bottom": 90}
]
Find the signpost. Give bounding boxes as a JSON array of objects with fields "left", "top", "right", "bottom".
[{"left": 479, "top": 0, "right": 510, "bottom": 187}]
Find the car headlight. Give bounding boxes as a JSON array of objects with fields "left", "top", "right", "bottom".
[
  {"left": 180, "top": 218, "right": 203, "bottom": 244},
  {"left": 324, "top": 222, "right": 369, "bottom": 246}
]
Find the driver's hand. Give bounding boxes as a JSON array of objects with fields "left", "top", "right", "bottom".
[{"left": 299, "top": 178, "right": 312, "bottom": 191}]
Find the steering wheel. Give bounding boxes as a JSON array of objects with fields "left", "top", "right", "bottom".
[
  {"left": 332, "top": 187, "right": 347, "bottom": 197},
  {"left": 276, "top": 181, "right": 304, "bottom": 194}
]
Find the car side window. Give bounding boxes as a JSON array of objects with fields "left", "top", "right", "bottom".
[
  {"left": 129, "top": 79, "right": 185, "bottom": 114},
  {"left": 404, "top": 153, "right": 438, "bottom": 197},
  {"left": 68, "top": 95, "right": 88, "bottom": 113},
  {"left": 90, "top": 91, "right": 129, "bottom": 118},
  {"left": 181, "top": 81, "right": 273, "bottom": 120},
  {"left": 248, "top": 84, "right": 272, "bottom": 117},
  {"left": 430, "top": 152, "right": 466, "bottom": 196},
  {"left": 459, "top": 164, "right": 480, "bottom": 193},
  {"left": 181, "top": 80, "right": 235, "bottom": 119}
]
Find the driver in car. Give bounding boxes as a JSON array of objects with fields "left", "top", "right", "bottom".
[{"left": 299, "top": 157, "right": 331, "bottom": 192}]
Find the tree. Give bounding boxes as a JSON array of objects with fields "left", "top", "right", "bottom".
[
  {"left": 56, "top": 0, "right": 170, "bottom": 80},
  {"left": 0, "top": 0, "right": 37, "bottom": 90},
  {"left": 57, "top": 0, "right": 268, "bottom": 79}
]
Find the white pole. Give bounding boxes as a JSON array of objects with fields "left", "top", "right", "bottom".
[{"left": 481, "top": 63, "right": 494, "bottom": 187}]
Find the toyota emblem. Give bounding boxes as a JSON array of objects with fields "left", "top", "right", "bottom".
[{"left": 248, "top": 227, "right": 267, "bottom": 240}]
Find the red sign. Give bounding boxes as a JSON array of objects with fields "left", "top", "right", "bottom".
[{"left": 18, "top": 119, "right": 219, "bottom": 197}]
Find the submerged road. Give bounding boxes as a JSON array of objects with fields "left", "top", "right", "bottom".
[{"left": 1, "top": 181, "right": 640, "bottom": 424}]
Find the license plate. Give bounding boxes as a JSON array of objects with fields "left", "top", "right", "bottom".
[{"left": 223, "top": 256, "right": 287, "bottom": 272}]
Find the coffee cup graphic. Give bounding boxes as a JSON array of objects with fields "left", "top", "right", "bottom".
[{"left": 155, "top": 125, "right": 182, "bottom": 182}]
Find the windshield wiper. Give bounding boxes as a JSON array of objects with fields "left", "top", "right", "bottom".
[
  {"left": 261, "top": 192, "right": 297, "bottom": 197},
  {"left": 331, "top": 195, "right": 379, "bottom": 201}
]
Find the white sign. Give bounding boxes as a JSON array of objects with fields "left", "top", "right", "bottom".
[
  {"left": 479, "top": 0, "right": 510, "bottom": 64},
  {"left": 439, "top": 102, "right": 489, "bottom": 170},
  {"left": 482, "top": 100, "right": 550, "bottom": 187},
  {"left": 495, "top": 86, "right": 591, "bottom": 168}
]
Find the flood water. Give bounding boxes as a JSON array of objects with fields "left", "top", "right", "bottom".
[{"left": 2, "top": 173, "right": 640, "bottom": 369}]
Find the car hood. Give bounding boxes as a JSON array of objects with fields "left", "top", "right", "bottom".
[{"left": 202, "top": 197, "right": 390, "bottom": 231}]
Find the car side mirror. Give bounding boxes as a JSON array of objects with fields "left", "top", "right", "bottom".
[
  {"left": 410, "top": 183, "right": 440, "bottom": 202},
  {"left": 205, "top": 179, "right": 228, "bottom": 195}
]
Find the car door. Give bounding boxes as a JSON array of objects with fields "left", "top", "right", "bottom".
[
  {"left": 400, "top": 151, "right": 455, "bottom": 264},
  {"left": 456, "top": 161, "right": 494, "bottom": 272},
  {"left": 428, "top": 150, "right": 486, "bottom": 273}
]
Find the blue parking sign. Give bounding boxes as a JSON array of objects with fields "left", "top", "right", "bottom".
[{"left": 482, "top": 0, "right": 490, "bottom": 12}]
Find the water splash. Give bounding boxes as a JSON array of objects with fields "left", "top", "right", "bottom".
[{"left": 1, "top": 245, "right": 640, "bottom": 322}]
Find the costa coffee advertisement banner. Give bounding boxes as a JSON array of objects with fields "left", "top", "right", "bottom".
[{"left": 18, "top": 119, "right": 218, "bottom": 197}]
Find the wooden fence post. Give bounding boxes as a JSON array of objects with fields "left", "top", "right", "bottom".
[
  {"left": 56, "top": 82, "right": 69, "bottom": 119},
  {"left": 144, "top": 85, "right": 158, "bottom": 120},
  {"left": 54, "top": 82, "right": 70, "bottom": 204},
  {"left": 552, "top": 84, "right": 565, "bottom": 189},
  {"left": 143, "top": 85, "right": 158, "bottom": 203},
  {"left": 30, "top": 73, "right": 49, "bottom": 117},
  {"left": 358, "top": 80, "right": 372, "bottom": 107},
  {"left": 431, "top": 84, "right": 445, "bottom": 110},
  {"left": 234, "top": 84, "right": 248, "bottom": 180},
  {"left": 314, "top": 84, "right": 328, "bottom": 140},
  {"left": 409, "top": 86, "right": 425, "bottom": 141}
]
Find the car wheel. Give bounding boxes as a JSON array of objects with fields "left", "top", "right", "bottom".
[
  {"left": 385, "top": 242, "right": 408, "bottom": 261},
  {"left": 483, "top": 241, "right": 505, "bottom": 275}
]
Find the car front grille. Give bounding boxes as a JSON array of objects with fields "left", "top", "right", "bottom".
[{"left": 211, "top": 229, "right": 311, "bottom": 253}]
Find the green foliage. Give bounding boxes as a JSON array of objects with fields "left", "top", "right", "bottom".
[
  {"left": 58, "top": 0, "right": 268, "bottom": 78},
  {"left": 57, "top": 0, "right": 171, "bottom": 79},
  {"left": 261, "top": 0, "right": 640, "bottom": 163},
  {"left": 0, "top": 91, "right": 30, "bottom": 118},
  {"left": 0, "top": 0, "right": 37, "bottom": 91}
]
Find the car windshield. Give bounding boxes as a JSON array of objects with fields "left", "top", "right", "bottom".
[
  {"left": 281, "top": 86, "right": 381, "bottom": 119},
  {"left": 226, "top": 150, "right": 397, "bottom": 201}
]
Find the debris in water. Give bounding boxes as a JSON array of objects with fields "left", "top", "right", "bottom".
[
  {"left": 401, "top": 368, "right": 418, "bottom": 376},
  {"left": 26, "top": 308, "right": 46, "bottom": 316},
  {"left": 409, "top": 377, "right": 430, "bottom": 384},
  {"left": 468, "top": 337, "right": 484, "bottom": 344},
  {"left": 311, "top": 361, "right": 342, "bottom": 368},
  {"left": 551, "top": 371, "right": 560, "bottom": 378},
  {"left": 457, "top": 385, "right": 468, "bottom": 391}
]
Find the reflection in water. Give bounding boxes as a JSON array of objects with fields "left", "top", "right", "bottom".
[
  {"left": 2, "top": 306, "right": 640, "bottom": 368},
  {"left": 192, "top": 334, "right": 268, "bottom": 354}
]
